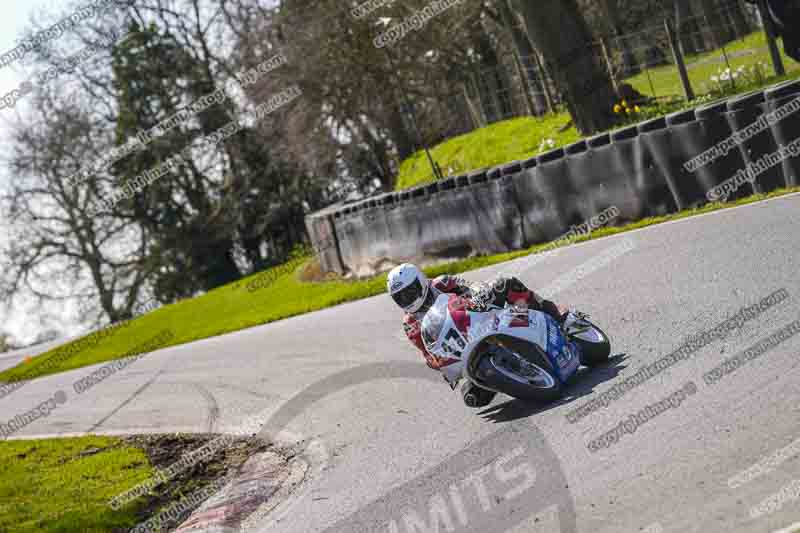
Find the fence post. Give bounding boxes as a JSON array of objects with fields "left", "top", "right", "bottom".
[
  {"left": 641, "top": 56, "right": 657, "bottom": 100},
  {"left": 533, "top": 51, "right": 556, "bottom": 114},
  {"left": 757, "top": 0, "right": 786, "bottom": 76},
  {"left": 513, "top": 52, "right": 537, "bottom": 117},
  {"left": 600, "top": 37, "right": 619, "bottom": 93},
  {"left": 704, "top": 14, "right": 736, "bottom": 91},
  {"left": 487, "top": 68, "right": 506, "bottom": 122},
  {"left": 665, "top": 18, "right": 695, "bottom": 101},
  {"left": 470, "top": 70, "right": 490, "bottom": 125},
  {"left": 462, "top": 84, "right": 483, "bottom": 129},
  {"left": 512, "top": 3, "right": 556, "bottom": 114},
  {"left": 499, "top": 0, "right": 536, "bottom": 117}
]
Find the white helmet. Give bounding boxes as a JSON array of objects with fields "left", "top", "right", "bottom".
[{"left": 387, "top": 263, "right": 429, "bottom": 313}]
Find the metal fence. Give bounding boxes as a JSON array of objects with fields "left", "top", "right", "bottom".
[{"left": 460, "top": 0, "right": 791, "bottom": 129}]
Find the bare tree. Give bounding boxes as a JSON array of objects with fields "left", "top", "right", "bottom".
[
  {"left": 0, "top": 333, "right": 17, "bottom": 354},
  {"left": 1, "top": 87, "right": 154, "bottom": 324},
  {"left": 2, "top": 0, "right": 320, "bottom": 326},
  {"left": 226, "top": 0, "right": 491, "bottom": 190}
]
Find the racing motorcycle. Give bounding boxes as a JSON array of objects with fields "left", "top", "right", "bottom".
[{"left": 421, "top": 291, "right": 611, "bottom": 405}]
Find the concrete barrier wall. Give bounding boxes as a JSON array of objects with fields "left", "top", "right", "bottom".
[
  {"left": 305, "top": 207, "right": 344, "bottom": 274},
  {"left": 306, "top": 79, "right": 800, "bottom": 276}
]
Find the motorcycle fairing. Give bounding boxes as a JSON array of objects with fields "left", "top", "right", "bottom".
[
  {"left": 422, "top": 293, "right": 582, "bottom": 387},
  {"left": 460, "top": 304, "right": 580, "bottom": 385},
  {"left": 543, "top": 314, "right": 580, "bottom": 381}
]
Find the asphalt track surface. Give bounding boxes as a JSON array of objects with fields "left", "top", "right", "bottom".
[{"left": 2, "top": 193, "right": 800, "bottom": 533}]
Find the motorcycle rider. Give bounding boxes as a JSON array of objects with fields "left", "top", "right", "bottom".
[{"left": 387, "top": 263, "right": 565, "bottom": 407}]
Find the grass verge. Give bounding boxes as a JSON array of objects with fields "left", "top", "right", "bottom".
[
  {"left": 394, "top": 31, "right": 800, "bottom": 192},
  {"left": 0, "top": 436, "right": 153, "bottom": 532},
  {"left": 0, "top": 433, "right": 276, "bottom": 533},
  {"left": 1, "top": 187, "right": 798, "bottom": 383},
  {"left": 626, "top": 31, "right": 800, "bottom": 101},
  {"left": 394, "top": 114, "right": 581, "bottom": 190}
]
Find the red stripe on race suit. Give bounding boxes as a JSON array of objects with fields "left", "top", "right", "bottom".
[
  {"left": 404, "top": 310, "right": 459, "bottom": 369},
  {"left": 432, "top": 275, "right": 460, "bottom": 293},
  {"left": 509, "top": 314, "right": 530, "bottom": 328},
  {"left": 507, "top": 290, "right": 531, "bottom": 305},
  {"left": 436, "top": 357, "right": 461, "bottom": 368},
  {"left": 448, "top": 294, "right": 471, "bottom": 336}
]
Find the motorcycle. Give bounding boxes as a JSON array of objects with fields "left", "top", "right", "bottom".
[{"left": 420, "top": 292, "right": 611, "bottom": 405}]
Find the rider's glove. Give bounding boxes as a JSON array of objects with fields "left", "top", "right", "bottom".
[
  {"left": 465, "top": 283, "right": 492, "bottom": 311},
  {"left": 424, "top": 353, "right": 443, "bottom": 370}
]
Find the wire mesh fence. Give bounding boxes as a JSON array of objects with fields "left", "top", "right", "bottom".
[{"left": 458, "top": 0, "right": 794, "bottom": 131}]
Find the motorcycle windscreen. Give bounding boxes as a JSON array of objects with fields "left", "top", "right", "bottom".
[{"left": 421, "top": 294, "right": 467, "bottom": 360}]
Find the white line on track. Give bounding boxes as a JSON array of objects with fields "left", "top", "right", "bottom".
[{"left": 772, "top": 522, "right": 800, "bottom": 533}]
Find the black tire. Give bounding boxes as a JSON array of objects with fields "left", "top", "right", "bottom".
[
  {"left": 472, "top": 338, "right": 564, "bottom": 403},
  {"left": 572, "top": 322, "right": 611, "bottom": 367},
  {"left": 460, "top": 382, "right": 497, "bottom": 408}
]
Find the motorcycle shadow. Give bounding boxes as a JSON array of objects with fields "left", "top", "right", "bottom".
[{"left": 477, "top": 353, "right": 629, "bottom": 424}]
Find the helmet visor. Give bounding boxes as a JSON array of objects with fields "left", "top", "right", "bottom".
[{"left": 391, "top": 278, "right": 423, "bottom": 310}]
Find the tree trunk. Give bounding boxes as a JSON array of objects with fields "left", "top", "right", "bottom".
[
  {"left": 358, "top": 121, "right": 394, "bottom": 191},
  {"left": 514, "top": 0, "right": 619, "bottom": 134},
  {"left": 387, "top": 106, "right": 416, "bottom": 162},
  {"left": 196, "top": 241, "right": 242, "bottom": 291}
]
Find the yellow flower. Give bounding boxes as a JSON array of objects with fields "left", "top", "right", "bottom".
[
  {"left": 621, "top": 100, "right": 627, "bottom": 107},
  {"left": 634, "top": 105, "right": 641, "bottom": 112},
  {"left": 625, "top": 108, "right": 631, "bottom": 114},
  {"left": 613, "top": 104, "right": 622, "bottom": 113}
]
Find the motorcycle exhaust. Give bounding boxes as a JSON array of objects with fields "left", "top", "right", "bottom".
[{"left": 463, "top": 391, "right": 479, "bottom": 408}]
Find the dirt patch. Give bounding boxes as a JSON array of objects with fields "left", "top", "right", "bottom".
[
  {"left": 298, "top": 257, "right": 343, "bottom": 283},
  {"left": 111, "top": 433, "right": 288, "bottom": 532}
]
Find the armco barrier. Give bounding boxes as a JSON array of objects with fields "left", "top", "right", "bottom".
[
  {"left": 513, "top": 148, "right": 576, "bottom": 246},
  {"left": 764, "top": 80, "right": 800, "bottom": 187},
  {"left": 725, "top": 90, "right": 783, "bottom": 195},
  {"left": 621, "top": 119, "right": 677, "bottom": 217},
  {"left": 688, "top": 97, "right": 753, "bottom": 203},
  {"left": 674, "top": 107, "right": 747, "bottom": 205},
  {"left": 611, "top": 123, "right": 674, "bottom": 219},
  {"left": 640, "top": 107, "right": 730, "bottom": 209},
  {"left": 333, "top": 195, "right": 396, "bottom": 277},
  {"left": 306, "top": 80, "right": 800, "bottom": 276},
  {"left": 567, "top": 133, "right": 646, "bottom": 225},
  {"left": 360, "top": 171, "right": 525, "bottom": 268},
  {"left": 458, "top": 169, "right": 525, "bottom": 253},
  {"left": 357, "top": 195, "right": 395, "bottom": 274}
]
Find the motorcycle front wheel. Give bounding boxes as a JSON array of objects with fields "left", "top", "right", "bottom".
[
  {"left": 570, "top": 321, "right": 611, "bottom": 367},
  {"left": 474, "top": 339, "right": 564, "bottom": 403}
]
